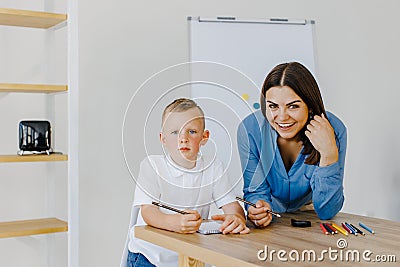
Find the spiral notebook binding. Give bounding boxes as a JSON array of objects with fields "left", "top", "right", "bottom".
[
  {"left": 197, "top": 221, "right": 222, "bottom": 235},
  {"left": 197, "top": 229, "right": 221, "bottom": 235}
]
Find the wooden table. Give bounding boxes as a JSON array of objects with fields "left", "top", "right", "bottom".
[{"left": 135, "top": 211, "right": 399, "bottom": 266}]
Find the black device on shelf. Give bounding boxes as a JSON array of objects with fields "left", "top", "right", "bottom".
[{"left": 18, "top": 120, "right": 52, "bottom": 155}]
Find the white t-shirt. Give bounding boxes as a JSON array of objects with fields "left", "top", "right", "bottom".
[{"left": 128, "top": 154, "right": 236, "bottom": 267}]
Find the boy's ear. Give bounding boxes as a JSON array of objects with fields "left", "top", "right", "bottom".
[
  {"left": 159, "top": 132, "right": 165, "bottom": 144},
  {"left": 200, "top": 130, "right": 210, "bottom": 146}
]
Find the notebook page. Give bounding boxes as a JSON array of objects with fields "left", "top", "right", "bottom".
[{"left": 197, "top": 221, "right": 222, "bottom": 235}]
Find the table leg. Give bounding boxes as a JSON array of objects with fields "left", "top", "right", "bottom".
[{"left": 178, "top": 254, "right": 205, "bottom": 267}]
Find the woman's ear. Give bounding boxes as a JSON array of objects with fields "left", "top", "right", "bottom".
[
  {"left": 309, "top": 110, "right": 314, "bottom": 120},
  {"left": 200, "top": 130, "right": 210, "bottom": 146}
]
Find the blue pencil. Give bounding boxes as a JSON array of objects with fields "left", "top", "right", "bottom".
[
  {"left": 345, "top": 222, "right": 358, "bottom": 236},
  {"left": 359, "top": 222, "right": 375, "bottom": 234}
]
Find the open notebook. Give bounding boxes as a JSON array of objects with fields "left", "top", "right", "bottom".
[{"left": 197, "top": 221, "right": 222, "bottom": 235}]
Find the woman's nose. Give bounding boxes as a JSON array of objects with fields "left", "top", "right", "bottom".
[{"left": 276, "top": 108, "right": 289, "bottom": 120}]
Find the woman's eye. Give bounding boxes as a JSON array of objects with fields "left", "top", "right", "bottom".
[
  {"left": 288, "top": 105, "right": 299, "bottom": 109},
  {"left": 171, "top": 130, "right": 178, "bottom": 135},
  {"left": 268, "top": 104, "right": 278, "bottom": 109}
]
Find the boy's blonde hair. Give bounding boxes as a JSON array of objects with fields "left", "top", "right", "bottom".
[{"left": 162, "top": 98, "right": 205, "bottom": 129}]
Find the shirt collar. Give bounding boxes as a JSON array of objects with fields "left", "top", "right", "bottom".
[{"left": 165, "top": 154, "right": 204, "bottom": 177}]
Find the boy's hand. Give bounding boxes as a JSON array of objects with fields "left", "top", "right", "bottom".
[
  {"left": 247, "top": 200, "right": 273, "bottom": 228},
  {"left": 173, "top": 210, "right": 202, "bottom": 234},
  {"left": 211, "top": 214, "right": 250, "bottom": 234}
]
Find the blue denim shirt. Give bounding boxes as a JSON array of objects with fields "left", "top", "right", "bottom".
[{"left": 237, "top": 110, "right": 347, "bottom": 220}]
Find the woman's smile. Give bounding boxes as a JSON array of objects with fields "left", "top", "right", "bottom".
[{"left": 276, "top": 122, "right": 296, "bottom": 129}]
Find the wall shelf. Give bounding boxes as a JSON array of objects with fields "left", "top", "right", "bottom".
[
  {"left": 0, "top": 8, "right": 67, "bottom": 29},
  {"left": 0, "top": 218, "right": 68, "bottom": 238},
  {"left": 0, "top": 3, "right": 71, "bottom": 265},
  {"left": 0, "top": 83, "right": 67, "bottom": 93},
  {"left": 0, "top": 154, "right": 68, "bottom": 163}
]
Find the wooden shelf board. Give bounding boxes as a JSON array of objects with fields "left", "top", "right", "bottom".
[
  {"left": 0, "top": 154, "right": 68, "bottom": 163},
  {"left": 0, "top": 83, "right": 67, "bottom": 93},
  {"left": 0, "top": 218, "right": 68, "bottom": 238},
  {"left": 0, "top": 8, "right": 67, "bottom": 29}
]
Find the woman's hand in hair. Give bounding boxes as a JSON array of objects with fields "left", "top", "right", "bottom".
[{"left": 305, "top": 113, "right": 338, "bottom": 167}]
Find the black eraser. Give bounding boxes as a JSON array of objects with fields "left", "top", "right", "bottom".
[{"left": 291, "top": 219, "right": 311, "bottom": 227}]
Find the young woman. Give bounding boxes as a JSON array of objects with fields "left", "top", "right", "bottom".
[{"left": 237, "top": 62, "right": 347, "bottom": 227}]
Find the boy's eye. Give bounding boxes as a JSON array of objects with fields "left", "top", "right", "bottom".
[
  {"left": 189, "top": 130, "right": 197, "bottom": 134},
  {"left": 171, "top": 130, "right": 178, "bottom": 135}
]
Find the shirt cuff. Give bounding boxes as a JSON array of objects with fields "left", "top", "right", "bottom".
[{"left": 314, "top": 161, "right": 340, "bottom": 179}]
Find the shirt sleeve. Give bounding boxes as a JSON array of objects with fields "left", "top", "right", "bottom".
[
  {"left": 237, "top": 119, "right": 272, "bottom": 210},
  {"left": 310, "top": 115, "right": 347, "bottom": 220},
  {"left": 133, "top": 157, "right": 161, "bottom": 207},
  {"left": 212, "top": 159, "right": 237, "bottom": 209}
]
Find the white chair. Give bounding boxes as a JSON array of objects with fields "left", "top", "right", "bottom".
[{"left": 120, "top": 204, "right": 140, "bottom": 267}]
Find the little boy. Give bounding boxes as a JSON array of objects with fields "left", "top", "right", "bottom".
[{"left": 126, "top": 98, "right": 249, "bottom": 267}]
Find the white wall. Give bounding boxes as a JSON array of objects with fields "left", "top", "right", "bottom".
[
  {"left": 77, "top": 1, "right": 400, "bottom": 266},
  {"left": 1, "top": 0, "right": 399, "bottom": 266}
]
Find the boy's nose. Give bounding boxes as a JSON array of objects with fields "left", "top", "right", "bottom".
[{"left": 179, "top": 132, "right": 188, "bottom": 143}]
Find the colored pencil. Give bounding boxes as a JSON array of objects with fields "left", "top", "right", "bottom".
[
  {"left": 350, "top": 223, "right": 365, "bottom": 236},
  {"left": 359, "top": 222, "right": 375, "bottom": 234},
  {"left": 345, "top": 222, "right": 358, "bottom": 236},
  {"left": 342, "top": 222, "right": 353, "bottom": 234},
  {"left": 331, "top": 223, "right": 349, "bottom": 236},
  {"left": 319, "top": 223, "right": 329, "bottom": 235},
  {"left": 323, "top": 223, "right": 335, "bottom": 234}
]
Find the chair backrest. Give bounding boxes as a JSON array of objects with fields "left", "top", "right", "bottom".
[{"left": 120, "top": 204, "right": 140, "bottom": 267}]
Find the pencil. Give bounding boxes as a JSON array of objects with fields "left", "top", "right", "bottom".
[
  {"left": 323, "top": 223, "right": 336, "bottom": 234},
  {"left": 350, "top": 223, "right": 365, "bottom": 236},
  {"left": 345, "top": 222, "right": 358, "bottom": 236},
  {"left": 359, "top": 222, "right": 375, "bottom": 234},
  {"left": 152, "top": 201, "right": 189, "bottom": 215},
  {"left": 319, "top": 223, "right": 329, "bottom": 235},
  {"left": 235, "top": 197, "right": 281, "bottom": 217},
  {"left": 331, "top": 223, "right": 349, "bottom": 236},
  {"left": 341, "top": 222, "right": 353, "bottom": 234}
]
